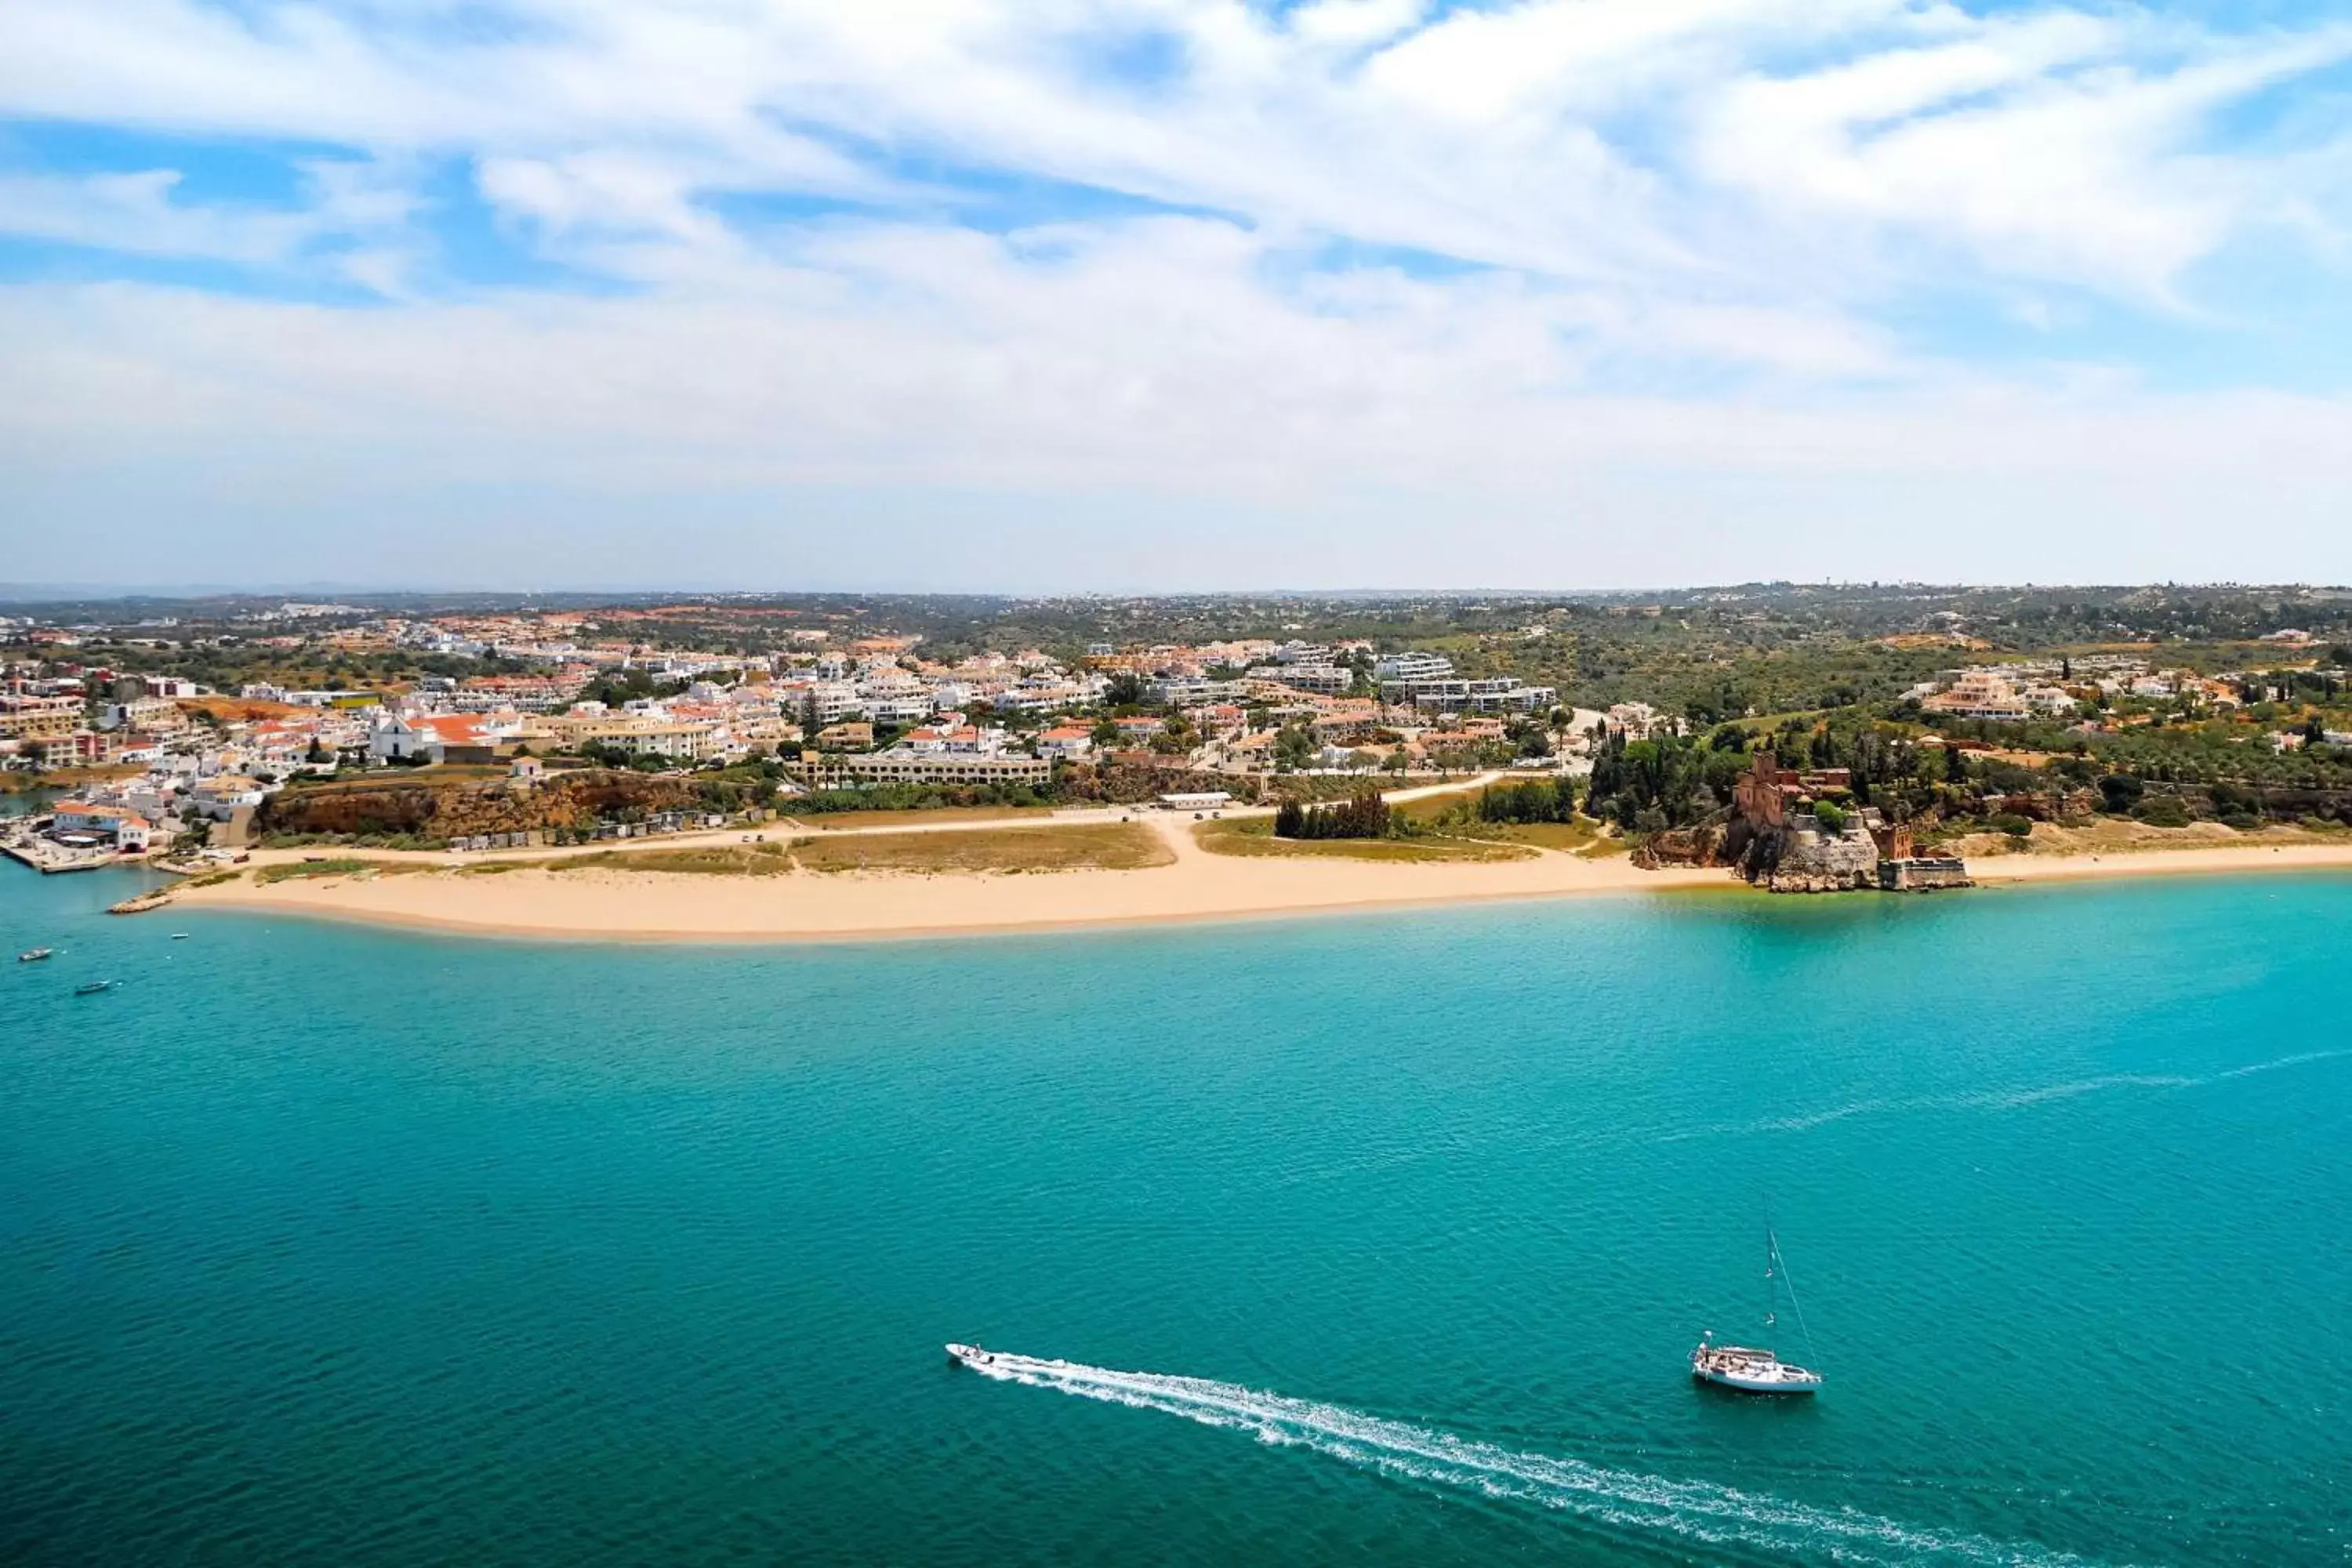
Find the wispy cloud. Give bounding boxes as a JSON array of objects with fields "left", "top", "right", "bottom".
[{"left": 2, "top": 1, "right": 2350, "bottom": 585}]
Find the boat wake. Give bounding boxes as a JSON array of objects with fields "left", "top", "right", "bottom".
[
  {"left": 957, "top": 1350, "right": 2104, "bottom": 1566},
  {"left": 1662, "top": 1046, "right": 2352, "bottom": 1144}
]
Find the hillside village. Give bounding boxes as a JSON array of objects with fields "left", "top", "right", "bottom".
[{"left": 5, "top": 588, "right": 2352, "bottom": 887}]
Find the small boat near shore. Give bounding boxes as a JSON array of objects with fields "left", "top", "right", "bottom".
[
  {"left": 19, "top": 947, "right": 53, "bottom": 962},
  {"left": 1693, "top": 1220, "right": 1823, "bottom": 1396},
  {"left": 74, "top": 979, "right": 114, "bottom": 996}
]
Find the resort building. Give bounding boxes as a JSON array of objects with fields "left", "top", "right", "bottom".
[
  {"left": 1923, "top": 670, "right": 2032, "bottom": 722},
  {"left": 0, "top": 692, "right": 82, "bottom": 741},
  {"left": 573, "top": 720, "right": 720, "bottom": 761},
  {"left": 1381, "top": 676, "right": 1558, "bottom": 713},
  {"left": 99, "top": 695, "right": 189, "bottom": 734},
  {"left": 805, "top": 751, "right": 1053, "bottom": 788},
  {"left": 1372, "top": 652, "right": 1454, "bottom": 681},
  {"left": 1257, "top": 664, "right": 1353, "bottom": 695}
]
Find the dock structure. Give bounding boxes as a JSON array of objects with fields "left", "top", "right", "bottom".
[
  {"left": 2, "top": 834, "right": 134, "bottom": 874},
  {"left": 1879, "top": 856, "right": 1973, "bottom": 891}
]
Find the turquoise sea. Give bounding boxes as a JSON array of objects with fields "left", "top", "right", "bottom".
[{"left": 3, "top": 855, "right": 2348, "bottom": 1566}]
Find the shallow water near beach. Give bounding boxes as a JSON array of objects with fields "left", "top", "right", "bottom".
[{"left": 4, "top": 861, "right": 2348, "bottom": 1565}]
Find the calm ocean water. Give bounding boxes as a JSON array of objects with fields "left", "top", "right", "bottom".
[{"left": 3, "top": 858, "right": 2347, "bottom": 1565}]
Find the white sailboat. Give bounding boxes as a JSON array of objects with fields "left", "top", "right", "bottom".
[{"left": 1691, "top": 1221, "right": 1822, "bottom": 1395}]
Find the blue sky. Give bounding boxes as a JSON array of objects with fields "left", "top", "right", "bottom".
[{"left": 3, "top": 0, "right": 2352, "bottom": 591}]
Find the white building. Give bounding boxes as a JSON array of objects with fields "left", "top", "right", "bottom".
[
  {"left": 1924, "top": 670, "right": 2031, "bottom": 722},
  {"left": 50, "top": 800, "right": 154, "bottom": 851},
  {"left": 1159, "top": 791, "right": 1233, "bottom": 810},
  {"left": 1261, "top": 665, "right": 1353, "bottom": 695},
  {"left": 1373, "top": 652, "right": 1454, "bottom": 681},
  {"left": 99, "top": 695, "right": 187, "bottom": 733},
  {"left": 1388, "top": 677, "right": 1559, "bottom": 714},
  {"left": 815, "top": 751, "right": 1053, "bottom": 787}
]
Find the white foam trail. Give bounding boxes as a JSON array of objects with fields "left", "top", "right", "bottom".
[
  {"left": 961, "top": 1351, "right": 2109, "bottom": 1566},
  {"left": 1663, "top": 1047, "right": 2352, "bottom": 1144},
  {"left": 2210, "top": 1046, "right": 2352, "bottom": 1080}
]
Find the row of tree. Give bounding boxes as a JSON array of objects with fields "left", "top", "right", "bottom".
[
  {"left": 1475, "top": 777, "right": 1578, "bottom": 824},
  {"left": 1584, "top": 731, "right": 1754, "bottom": 833},
  {"left": 1274, "top": 788, "right": 1391, "bottom": 840}
]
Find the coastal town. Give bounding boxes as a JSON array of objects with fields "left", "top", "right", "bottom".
[{"left": 7, "top": 586, "right": 2352, "bottom": 930}]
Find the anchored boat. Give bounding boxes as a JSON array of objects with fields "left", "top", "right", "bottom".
[
  {"left": 19, "top": 948, "right": 53, "bottom": 962},
  {"left": 1692, "top": 1221, "right": 1822, "bottom": 1395},
  {"left": 74, "top": 979, "right": 114, "bottom": 996}
]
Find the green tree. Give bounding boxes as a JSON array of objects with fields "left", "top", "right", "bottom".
[
  {"left": 1276, "top": 786, "right": 1390, "bottom": 840},
  {"left": 2098, "top": 774, "right": 2144, "bottom": 814}
]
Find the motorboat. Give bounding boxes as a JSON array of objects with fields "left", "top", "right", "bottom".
[
  {"left": 19, "top": 948, "right": 53, "bottom": 962},
  {"left": 946, "top": 1343, "right": 999, "bottom": 1369},
  {"left": 74, "top": 979, "right": 114, "bottom": 996},
  {"left": 1693, "top": 1219, "right": 1823, "bottom": 1396}
]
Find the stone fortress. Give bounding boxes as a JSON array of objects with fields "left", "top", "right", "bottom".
[{"left": 1727, "top": 753, "right": 1971, "bottom": 894}]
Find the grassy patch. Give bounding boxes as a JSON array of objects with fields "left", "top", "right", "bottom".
[
  {"left": 789, "top": 823, "right": 1172, "bottom": 873},
  {"left": 254, "top": 858, "right": 426, "bottom": 884},
  {"left": 539, "top": 826, "right": 1167, "bottom": 875},
  {"left": 1392, "top": 796, "right": 1608, "bottom": 854},
  {"left": 550, "top": 842, "right": 794, "bottom": 877},
  {"left": 1457, "top": 818, "right": 1606, "bottom": 851},
  {"left": 1194, "top": 819, "right": 1532, "bottom": 862},
  {"left": 1389, "top": 789, "right": 1490, "bottom": 824},
  {"left": 182, "top": 869, "right": 245, "bottom": 888},
  {"left": 791, "top": 805, "right": 1055, "bottom": 831}
]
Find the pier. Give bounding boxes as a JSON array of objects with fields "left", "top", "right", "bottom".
[{"left": 1, "top": 833, "right": 132, "bottom": 875}]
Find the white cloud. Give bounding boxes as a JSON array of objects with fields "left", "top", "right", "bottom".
[
  {"left": 2, "top": 2, "right": 2351, "bottom": 584},
  {"left": 0, "top": 169, "right": 303, "bottom": 261},
  {"left": 1287, "top": 0, "right": 1427, "bottom": 50},
  {"left": 0, "top": 155, "right": 422, "bottom": 288},
  {"left": 1696, "top": 19, "right": 2352, "bottom": 299},
  {"left": 8, "top": 0, "right": 2344, "bottom": 296},
  {"left": 4, "top": 224, "right": 2350, "bottom": 584}
]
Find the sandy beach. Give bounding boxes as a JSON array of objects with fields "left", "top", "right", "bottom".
[
  {"left": 1962, "top": 842, "right": 2352, "bottom": 885},
  {"left": 151, "top": 810, "right": 2352, "bottom": 944},
  {"left": 164, "top": 810, "right": 1723, "bottom": 942}
]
